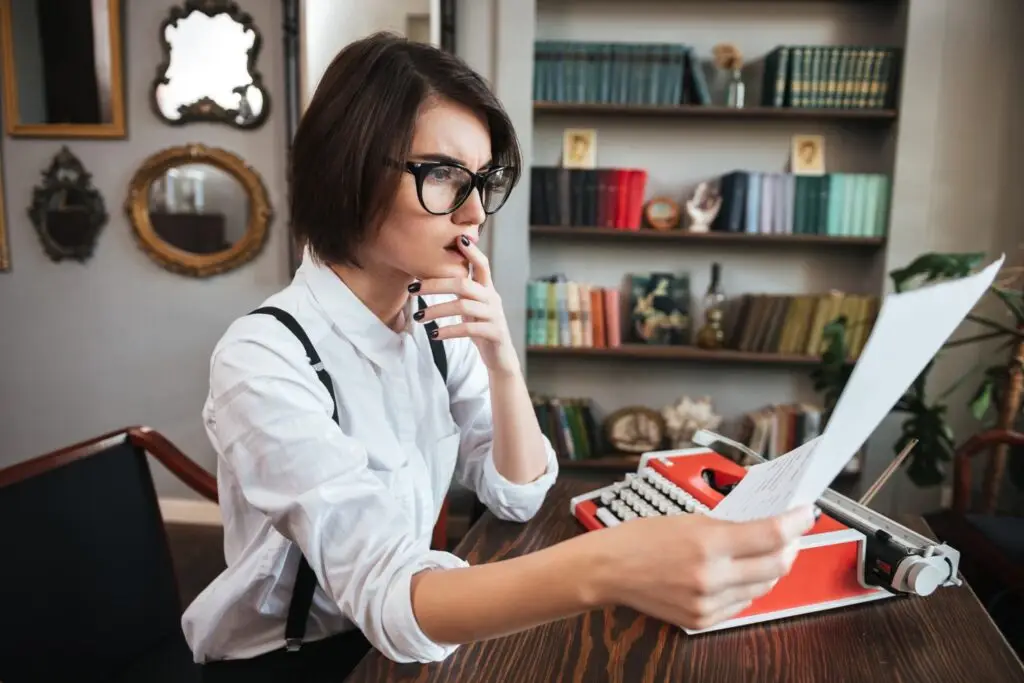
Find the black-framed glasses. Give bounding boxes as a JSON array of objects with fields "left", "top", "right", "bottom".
[{"left": 403, "top": 161, "right": 514, "bottom": 216}]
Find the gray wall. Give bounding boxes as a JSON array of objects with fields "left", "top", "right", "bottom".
[
  {"left": 869, "top": 0, "right": 1024, "bottom": 513},
  {"left": 0, "top": 0, "right": 291, "bottom": 498}
]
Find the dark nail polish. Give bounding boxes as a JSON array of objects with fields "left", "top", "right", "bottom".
[
  {"left": 430, "top": 328, "right": 439, "bottom": 339},
  {"left": 460, "top": 235, "right": 470, "bottom": 246},
  {"left": 408, "top": 282, "right": 421, "bottom": 293},
  {"left": 413, "top": 310, "right": 424, "bottom": 321}
]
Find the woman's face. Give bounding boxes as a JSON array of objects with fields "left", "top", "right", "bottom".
[{"left": 362, "top": 96, "right": 494, "bottom": 282}]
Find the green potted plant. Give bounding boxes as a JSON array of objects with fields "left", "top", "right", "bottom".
[{"left": 812, "top": 252, "right": 1024, "bottom": 491}]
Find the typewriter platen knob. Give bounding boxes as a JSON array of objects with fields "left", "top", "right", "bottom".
[{"left": 902, "top": 559, "right": 945, "bottom": 596}]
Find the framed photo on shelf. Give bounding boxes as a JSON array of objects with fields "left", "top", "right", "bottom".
[
  {"left": 790, "top": 134, "right": 826, "bottom": 176},
  {"left": 562, "top": 127, "right": 597, "bottom": 169}
]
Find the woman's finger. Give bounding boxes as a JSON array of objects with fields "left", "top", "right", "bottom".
[
  {"left": 430, "top": 321, "right": 501, "bottom": 342},
  {"left": 415, "top": 298, "right": 491, "bottom": 323},
  {"left": 413, "top": 276, "right": 489, "bottom": 302},
  {"left": 456, "top": 235, "right": 492, "bottom": 287}
]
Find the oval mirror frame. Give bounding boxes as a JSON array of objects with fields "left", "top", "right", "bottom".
[{"left": 125, "top": 143, "right": 271, "bottom": 277}]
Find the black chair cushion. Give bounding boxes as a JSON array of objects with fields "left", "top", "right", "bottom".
[
  {"left": 108, "top": 630, "right": 201, "bottom": 683},
  {"left": 0, "top": 439, "right": 191, "bottom": 683},
  {"left": 966, "top": 513, "right": 1024, "bottom": 563}
]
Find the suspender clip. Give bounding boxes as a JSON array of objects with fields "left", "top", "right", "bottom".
[{"left": 285, "top": 637, "right": 303, "bottom": 652}]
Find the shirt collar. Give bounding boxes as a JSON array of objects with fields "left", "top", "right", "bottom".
[{"left": 296, "top": 246, "right": 414, "bottom": 368}]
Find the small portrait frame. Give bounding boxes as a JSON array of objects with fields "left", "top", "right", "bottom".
[
  {"left": 562, "top": 128, "right": 597, "bottom": 169},
  {"left": 790, "top": 134, "right": 826, "bottom": 176}
]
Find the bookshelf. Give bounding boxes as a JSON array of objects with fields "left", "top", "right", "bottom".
[
  {"left": 527, "top": 344, "right": 833, "bottom": 367},
  {"left": 534, "top": 101, "right": 899, "bottom": 121},
  {"left": 522, "top": 0, "right": 906, "bottom": 476},
  {"left": 530, "top": 225, "right": 886, "bottom": 248}
]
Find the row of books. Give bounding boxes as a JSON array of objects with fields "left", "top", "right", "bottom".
[
  {"left": 530, "top": 166, "right": 649, "bottom": 230},
  {"left": 533, "top": 40, "right": 711, "bottom": 107},
  {"left": 735, "top": 403, "right": 859, "bottom": 473},
  {"left": 716, "top": 171, "right": 890, "bottom": 238},
  {"left": 532, "top": 395, "right": 603, "bottom": 461},
  {"left": 762, "top": 45, "right": 900, "bottom": 110},
  {"left": 721, "top": 292, "right": 879, "bottom": 358},
  {"left": 527, "top": 279, "right": 624, "bottom": 348}
]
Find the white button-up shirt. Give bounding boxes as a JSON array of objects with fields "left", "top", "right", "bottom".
[{"left": 181, "top": 251, "right": 559, "bottom": 664}]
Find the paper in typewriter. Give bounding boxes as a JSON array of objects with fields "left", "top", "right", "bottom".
[{"left": 710, "top": 254, "right": 1006, "bottom": 522}]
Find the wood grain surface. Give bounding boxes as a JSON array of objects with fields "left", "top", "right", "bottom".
[{"left": 348, "top": 476, "right": 1024, "bottom": 683}]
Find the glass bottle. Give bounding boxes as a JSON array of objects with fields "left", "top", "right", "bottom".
[{"left": 696, "top": 262, "right": 726, "bottom": 349}]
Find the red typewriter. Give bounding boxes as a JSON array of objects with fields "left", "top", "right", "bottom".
[{"left": 569, "top": 430, "right": 963, "bottom": 634}]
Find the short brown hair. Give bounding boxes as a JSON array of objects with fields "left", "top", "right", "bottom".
[{"left": 289, "top": 32, "right": 522, "bottom": 266}]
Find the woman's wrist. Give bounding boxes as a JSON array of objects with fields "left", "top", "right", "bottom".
[
  {"left": 573, "top": 529, "right": 621, "bottom": 610},
  {"left": 484, "top": 339, "right": 522, "bottom": 379},
  {"left": 410, "top": 526, "right": 622, "bottom": 646}
]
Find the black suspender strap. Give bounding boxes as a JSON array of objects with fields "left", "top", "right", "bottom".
[
  {"left": 418, "top": 296, "right": 447, "bottom": 382},
  {"left": 249, "top": 296, "right": 446, "bottom": 653},
  {"left": 250, "top": 306, "right": 340, "bottom": 425},
  {"left": 249, "top": 306, "right": 333, "bottom": 651}
]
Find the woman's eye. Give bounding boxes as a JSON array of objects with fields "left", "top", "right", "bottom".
[{"left": 427, "top": 167, "right": 454, "bottom": 182}]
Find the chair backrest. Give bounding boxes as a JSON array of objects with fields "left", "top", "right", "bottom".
[
  {"left": 953, "top": 428, "right": 1024, "bottom": 516},
  {"left": 0, "top": 431, "right": 184, "bottom": 683}
]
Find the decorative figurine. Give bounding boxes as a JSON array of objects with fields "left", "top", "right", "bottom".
[
  {"left": 685, "top": 182, "right": 722, "bottom": 233},
  {"left": 661, "top": 396, "right": 723, "bottom": 449}
]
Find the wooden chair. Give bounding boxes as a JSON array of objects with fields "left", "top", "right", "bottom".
[
  {"left": 0, "top": 426, "right": 213, "bottom": 683},
  {"left": 0, "top": 424, "right": 455, "bottom": 683},
  {"left": 927, "top": 428, "right": 1024, "bottom": 607}
]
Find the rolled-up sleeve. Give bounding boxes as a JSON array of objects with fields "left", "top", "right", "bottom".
[
  {"left": 208, "top": 335, "right": 466, "bottom": 664},
  {"left": 443, "top": 335, "right": 559, "bottom": 522}
]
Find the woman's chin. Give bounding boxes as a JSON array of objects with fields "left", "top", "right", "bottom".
[{"left": 419, "top": 255, "right": 470, "bottom": 279}]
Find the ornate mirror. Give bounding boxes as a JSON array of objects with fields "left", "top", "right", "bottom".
[
  {"left": 152, "top": 0, "right": 269, "bottom": 129},
  {"left": 125, "top": 144, "right": 271, "bottom": 277},
  {"left": 29, "top": 147, "right": 109, "bottom": 263},
  {"left": 0, "top": 0, "right": 126, "bottom": 138}
]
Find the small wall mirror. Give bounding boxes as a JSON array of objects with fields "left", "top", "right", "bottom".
[
  {"left": 125, "top": 144, "right": 271, "bottom": 277},
  {"left": 0, "top": 0, "right": 126, "bottom": 138},
  {"left": 152, "top": 0, "right": 269, "bottom": 129},
  {"left": 29, "top": 147, "right": 109, "bottom": 262}
]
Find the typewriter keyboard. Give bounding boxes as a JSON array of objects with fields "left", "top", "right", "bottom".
[{"left": 593, "top": 467, "right": 712, "bottom": 527}]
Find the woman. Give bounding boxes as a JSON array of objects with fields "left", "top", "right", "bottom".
[{"left": 183, "top": 32, "right": 816, "bottom": 682}]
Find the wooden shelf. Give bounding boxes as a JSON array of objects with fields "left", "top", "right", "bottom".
[
  {"left": 528, "top": 344, "right": 830, "bottom": 367},
  {"left": 530, "top": 225, "right": 886, "bottom": 248},
  {"left": 533, "top": 101, "right": 898, "bottom": 121}
]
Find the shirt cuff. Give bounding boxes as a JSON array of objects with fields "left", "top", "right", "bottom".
[
  {"left": 480, "top": 439, "right": 560, "bottom": 522},
  {"left": 382, "top": 550, "right": 469, "bottom": 663}
]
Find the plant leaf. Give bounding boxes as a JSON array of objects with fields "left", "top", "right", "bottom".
[
  {"left": 989, "top": 285, "right": 1024, "bottom": 326},
  {"left": 888, "top": 252, "right": 985, "bottom": 293},
  {"left": 969, "top": 378, "right": 994, "bottom": 421}
]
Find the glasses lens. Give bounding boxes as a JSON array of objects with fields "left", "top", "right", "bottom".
[
  {"left": 420, "top": 165, "right": 473, "bottom": 214},
  {"left": 482, "top": 168, "right": 514, "bottom": 214}
]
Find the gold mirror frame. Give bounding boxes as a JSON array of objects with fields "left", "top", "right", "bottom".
[
  {"left": 125, "top": 143, "right": 272, "bottom": 278},
  {"left": 0, "top": 0, "right": 126, "bottom": 138}
]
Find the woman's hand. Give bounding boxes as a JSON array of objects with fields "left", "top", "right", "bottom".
[
  {"left": 594, "top": 505, "right": 817, "bottom": 631},
  {"left": 412, "top": 235, "right": 520, "bottom": 376}
]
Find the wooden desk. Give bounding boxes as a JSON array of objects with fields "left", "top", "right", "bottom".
[{"left": 348, "top": 476, "right": 1024, "bottom": 683}]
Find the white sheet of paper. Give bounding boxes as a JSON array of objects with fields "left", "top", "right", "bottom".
[
  {"left": 709, "top": 254, "right": 1005, "bottom": 522},
  {"left": 708, "top": 436, "right": 821, "bottom": 521}
]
